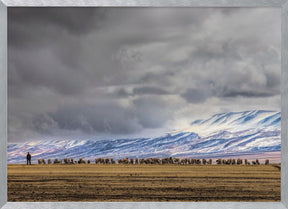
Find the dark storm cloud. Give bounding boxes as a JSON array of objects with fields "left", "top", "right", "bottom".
[
  {"left": 8, "top": 8, "right": 107, "bottom": 47},
  {"left": 132, "top": 96, "right": 174, "bottom": 129},
  {"left": 220, "top": 90, "right": 275, "bottom": 98},
  {"left": 32, "top": 98, "right": 175, "bottom": 136},
  {"left": 32, "top": 113, "right": 59, "bottom": 134},
  {"left": 265, "top": 71, "right": 280, "bottom": 88},
  {"left": 114, "top": 88, "right": 131, "bottom": 98},
  {"left": 35, "top": 104, "right": 142, "bottom": 135},
  {"left": 8, "top": 8, "right": 281, "bottom": 142},
  {"left": 8, "top": 8, "right": 108, "bottom": 97},
  {"left": 181, "top": 89, "right": 210, "bottom": 104},
  {"left": 182, "top": 85, "right": 278, "bottom": 103},
  {"left": 8, "top": 47, "right": 88, "bottom": 96},
  {"left": 133, "top": 86, "right": 169, "bottom": 95}
]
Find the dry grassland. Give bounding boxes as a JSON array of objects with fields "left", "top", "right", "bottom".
[{"left": 8, "top": 164, "right": 280, "bottom": 202}]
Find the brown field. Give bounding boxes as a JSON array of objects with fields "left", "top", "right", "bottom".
[{"left": 8, "top": 164, "right": 280, "bottom": 202}]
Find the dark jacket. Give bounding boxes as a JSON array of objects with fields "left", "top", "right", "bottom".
[{"left": 27, "top": 153, "right": 31, "bottom": 160}]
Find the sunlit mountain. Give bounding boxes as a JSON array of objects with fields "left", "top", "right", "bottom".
[{"left": 8, "top": 110, "right": 281, "bottom": 164}]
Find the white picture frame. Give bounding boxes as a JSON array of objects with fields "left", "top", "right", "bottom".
[{"left": 0, "top": 0, "right": 287, "bottom": 209}]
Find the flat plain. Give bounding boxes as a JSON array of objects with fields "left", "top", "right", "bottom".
[{"left": 8, "top": 164, "right": 281, "bottom": 202}]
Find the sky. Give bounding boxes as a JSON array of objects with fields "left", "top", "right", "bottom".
[{"left": 8, "top": 8, "right": 281, "bottom": 143}]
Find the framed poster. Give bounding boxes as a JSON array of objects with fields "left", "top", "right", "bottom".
[{"left": 0, "top": 0, "right": 288, "bottom": 209}]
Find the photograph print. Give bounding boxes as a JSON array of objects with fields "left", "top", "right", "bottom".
[{"left": 7, "top": 7, "right": 281, "bottom": 202}]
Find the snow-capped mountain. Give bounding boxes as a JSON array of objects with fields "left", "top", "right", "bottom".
[
  {"left": 8, "top": 110, "right": 281, "bottom": 164},
  {"left": 187, "top": 110, "right": 280, "bottom": 136}
]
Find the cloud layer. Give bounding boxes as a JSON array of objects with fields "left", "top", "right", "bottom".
[{"left": 8, "top": 8, "right": 281, "bottom": 142}]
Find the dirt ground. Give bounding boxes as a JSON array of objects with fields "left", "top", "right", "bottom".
[{"left": 8, "top": 164, "right": 281, "bottom": 202}]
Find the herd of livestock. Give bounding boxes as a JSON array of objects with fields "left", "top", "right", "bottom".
[{"left": 37, "top": 157, "right": 270, "bottom": 165}]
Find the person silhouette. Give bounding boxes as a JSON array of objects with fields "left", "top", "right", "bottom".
[{"left": 26, "top": 152, "right": 31, "bottom": 165}]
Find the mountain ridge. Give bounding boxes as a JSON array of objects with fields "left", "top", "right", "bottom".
[{"left": 8, "top": 110, "right": 281, "bottom": 163}]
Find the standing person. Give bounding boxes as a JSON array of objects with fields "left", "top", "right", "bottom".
[{"left": 26, "top": 152, "right": 31, "bottom": 165}]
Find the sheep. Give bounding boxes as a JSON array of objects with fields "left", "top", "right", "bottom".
[
  {"left": 139, "top": 159, "right": 146, "bottom": 164},
  {"left": 171, "top": 158, "right": 178, "bottom": 164},
  {"left": 151, "top": 158, "right": 161, "bottom": 164},
  {"left": 237, "top": 159, "right": 243, "bottom": 165},
  {"left": 78, "top": 158, "right": 86, "bottom": 164},
  {"left": 95, "top": 158, "right": 101, "bottom": 164},
  {"left": 34, "top": 157, "right": 266, "bottom": 167},
  {"left": 150, "top": 158, "right": 159, "bottom": 164},
  {"left": 145, "top": 158, "right": 153, "bottom": 164},
  {"left": 161, "top": 158, "right": 169, "bottom": 164},
  {"left": 182, "top": 158, "right": 189, "bottom": 165},
  {"left": 63, "top": 158, "right": 69, "bottom": 164},
  {"left": 226, "top": 159, "right": 232, "bottom": 165},
  {"left": 63, "top": 156, "right": 268, "bottom": 166},
  {"left": 216, "top": 159, "right": 222, "bottom": 165},
  {"left": 164, "top": 158, "right": 170, "bottom": 164},
  {"left": 105, "top": 158, "right": 110, "bottom": 164},
  {"left": 202, "top": 159, "right": 207, "bottom": 165},
  {"left": 146, "top": 158, "right": 152, "bottom": 164},
  {"left": 123, "top": 158, "right": 129, "bottom": 164},
  {"left": 118, "top": 158, "right": 129, "bottom": 164},
  {"left": 157, "top": 158, "right": 162, "bottom": 164},
  {"left": 53, "top": 158, "right": 61, "bottom": 164},
  {"left": 111, "top": 158, "right": 115, "bottom": 164},
  {"left": 208, "top": 159, "right": 212, "bottom": 165},
  {"left": 191, "top": 159, "right": 197, "bottom": 165}
]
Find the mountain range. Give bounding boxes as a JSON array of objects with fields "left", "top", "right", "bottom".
[{"left": 8, "top": 110, "right": 281, "bottom": 164}]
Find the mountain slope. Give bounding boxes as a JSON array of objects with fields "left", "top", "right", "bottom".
[{"left": 8, "top": 110, "right": 280, "bottom": 163}]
